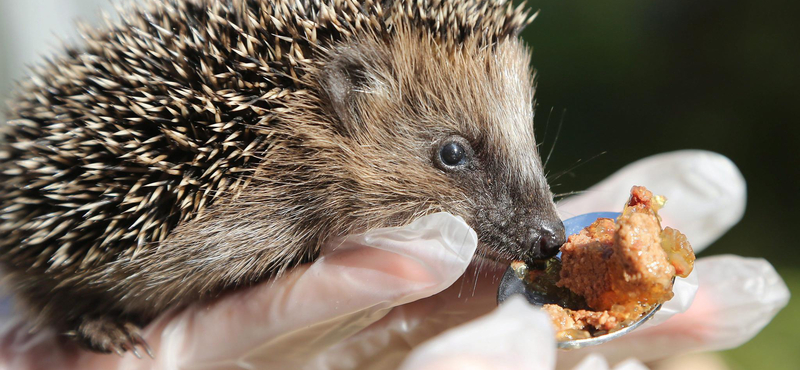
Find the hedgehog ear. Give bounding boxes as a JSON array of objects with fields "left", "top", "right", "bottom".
[{"left": 320, "top": 51, "right": 379, "bottom": 135}]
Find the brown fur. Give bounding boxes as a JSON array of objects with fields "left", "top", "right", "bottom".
[{"left": 0, "top": 0, "right": 562, "bottom": 354}]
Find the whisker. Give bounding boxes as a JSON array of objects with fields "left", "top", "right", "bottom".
[
  {"left": 458, "top": 265, "right": 467, "bottom": 299},
  {"left": 537, "top": 106, "right": 555, "bottom": 149},
  {"left": 554, "top": 190, "right": 588, "bottom": 197},
  {"left": 544, "top": 109, "right": 566, "bottom": 169},
  {"left": 553, "top": 190, "right": 591, "bottom": 200},
  {"left": 472, "top": 255, "right": 484, "bottom": 297},
  {"left": 547, "top": 151, "right": 606, "bottom": 182}
]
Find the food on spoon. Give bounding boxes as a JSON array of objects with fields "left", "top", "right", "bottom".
[{"left": 518, "top": 186, "right": 696, "bottom": 341}]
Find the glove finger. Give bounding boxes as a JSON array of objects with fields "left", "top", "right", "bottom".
[
  {"left": 308, "top": 259, "right": 507, "bottom": 370},
  {"left": 570, "top": 354, "right": 611, "bottom": 370},
  {"left": 398, "top": 296, "right": 556, "bottom": 370},
  {"left": 74, "top": 212, "right": 477, "bottom": 370},
  {"left": 556, "top": 255, "right": 789, "bottom": 368},
  {"left": 611, "top": 358, "right": 650, "bottom": 370},
  {"left": 556, "top": 150, "right": 746, "bottom": 252},
  {"left": 180, "top": 212, "right": 477, "bottom": 369},
  {"left": 569, "top": 354, "right": 649, "bottom": 370},
  {"left": 637, "top": 256, "right": 789, "bottom": 353}
]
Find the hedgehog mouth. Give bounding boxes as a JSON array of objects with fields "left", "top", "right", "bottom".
[{"left": 476, "top": 239, "right": 558, "bottom": 267}]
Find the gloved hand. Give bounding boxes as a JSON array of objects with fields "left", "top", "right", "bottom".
[{"left": 0, "top": 150, "right": 789, "bottom": 370}]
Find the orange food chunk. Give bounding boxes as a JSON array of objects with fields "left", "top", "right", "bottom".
[{"left": 538, "top": 186, "right": 695, "bottom": 339}]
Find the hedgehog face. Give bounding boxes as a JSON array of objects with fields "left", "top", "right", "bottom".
[{"left": 316, "top": 30, "right": 565, "bottom": 263}]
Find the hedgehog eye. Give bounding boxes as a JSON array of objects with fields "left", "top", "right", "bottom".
[
  {"left": 440, "top": 142, "right": 466, "bottom": 166},
  {"left": 436, "top": 137, "right": 471, "bottom": 170}
]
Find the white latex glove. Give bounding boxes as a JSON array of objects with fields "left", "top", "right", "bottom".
[{"left": 0, "top": 150, "right": 790, "bottom": 370}]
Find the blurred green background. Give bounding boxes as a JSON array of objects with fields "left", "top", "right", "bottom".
[
  {"left": 519, "top": 0, "right": 798, "bottom": 368},
  {"left": 0, "top": 0, "right": 797, "bottom": 369}
]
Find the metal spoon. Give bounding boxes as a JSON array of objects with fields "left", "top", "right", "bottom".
[{"left": 496, "top": 212, "right": 668, "bottom": 350}]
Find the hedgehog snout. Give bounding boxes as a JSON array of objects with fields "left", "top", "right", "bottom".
[{"left": 522, "top": 218, "right": 566, "bottom": 261}]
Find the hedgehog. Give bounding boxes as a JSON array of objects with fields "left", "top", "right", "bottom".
[{"left": 0, "top": 0, "right": 566, "bottom": 356}]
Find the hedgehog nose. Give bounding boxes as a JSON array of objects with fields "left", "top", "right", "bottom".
[{"left": 528, "top": 220, "right": 566, "bottom": 260}]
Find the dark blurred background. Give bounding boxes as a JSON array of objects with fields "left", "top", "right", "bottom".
[
  {"left": 1, "top": 0, "right": 797, "bottom": 368},
  {"left": 520, "top": 0, "right": 798, "bottom": 368}
]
